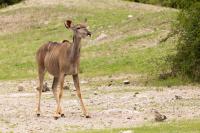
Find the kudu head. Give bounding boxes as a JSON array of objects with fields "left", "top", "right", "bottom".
[{"left": 64, "top": 19, "right": 91, "bottom": 38}]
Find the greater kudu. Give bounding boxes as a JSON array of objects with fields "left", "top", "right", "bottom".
[{"left": 36, "top": 20, "right": 91, "bottom": 119}]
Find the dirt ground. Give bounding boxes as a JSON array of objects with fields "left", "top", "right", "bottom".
[{"left": 0, "top": 78, "right": 200, "bottom": 133}]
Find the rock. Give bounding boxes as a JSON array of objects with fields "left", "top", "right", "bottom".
[
  {"left": 167, "top": 85, "right": 171, "bottom": 88},
  {"left": 95, "top": 33, "right": 108, "bottom": 41},
  {"left": 17, "top": 85, "right": 24, "bottom": 92},
  {"left": 175, "top": 95, "right": 182, "bottom": 100},
  {"left": 154, "top": 110, "right": 167, "bottom": 122},
  {"left": 144, "top": 117, "right": 148, "bottom": 120},
  {"left": 108, "top": 83, "right": 112, "bottom": 86},
  {"left": 120, "top": 130, "right": 133, "bottom": 133},
  {"left": 94, "top": 91, "right": 98, "bottom": 95},
  {"left": 133, "top": 92, "right": 139, "bottom": 97},
  {"left": 107, "top": 80, "right": 113, "bottom": 86},
  {"left": 64, "top": 85, "right": 70, "bottom": 90},
  {"left": 44, "top": 21, "right": 49, "bottom": 25},
  {"left": 135, "top": 92, "right": 139, "bottom": 95},
  {"left": 128, "top": 14, "right": 133, "bottom": 18},
  {"left": 42, "top": 82, "right": 50, "bottom": 92},
  {"left": 123, "top": 80, "right": 130, "bottom": 85},
  {"left": 80, "top": 80, "right": 88, "bottom": 84},
  {"left": 127, "top": 116, "right": 131, "bottom": 119}
]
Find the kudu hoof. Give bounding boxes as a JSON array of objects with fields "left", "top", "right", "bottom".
[
  {"left": 81, "top": 114, "right": 91, "bottom": 118},
  {"left": 54, "top": 116, "right": 60, "bottom": 120},
  {"left": 61, "top": 114, "right": 65, "bottom": 118},
  {"left": 36, "top": 113, "right": 40, "bottom": 117},
  {"left": 85, "top": 115, "right": 91, "bottom": 118},
  {"left": 54, "top": 114, "right": 61, "bottom": 120}
]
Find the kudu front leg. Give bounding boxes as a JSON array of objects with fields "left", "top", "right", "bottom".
[
  {"left": 52, "top": 77, "right": 60, "bottom": 119},
  {"left": 53, "top": 74, "right": 65, "bottom": 119},
  {"left": 73, "top": 74, "right": 90, "bottom": 118}
]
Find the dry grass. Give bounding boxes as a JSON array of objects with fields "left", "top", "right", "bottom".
[
  {"left": 0, "top": 0, "right": 174, "bottom": 35},
  {"left": 1, "top": 0, "right": 171, "bottom": 12},
  {"left": 0, "top": 6, "right": 74, "bottom": 35}
]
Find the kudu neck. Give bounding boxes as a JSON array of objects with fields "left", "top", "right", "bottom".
[{"left": 70, "top": 34, "right": 82, "bottom": 62}]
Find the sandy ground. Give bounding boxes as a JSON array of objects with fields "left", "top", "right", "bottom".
[{"left": 0, "top": 79, "right": 200, "bottom": 133}]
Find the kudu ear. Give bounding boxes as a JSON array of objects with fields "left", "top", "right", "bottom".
[{"left": 64, "top": 20, "right": 72, "bottom": 29}]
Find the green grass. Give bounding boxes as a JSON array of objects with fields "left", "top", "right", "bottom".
[
  {"left": 75, "top": 119, "right": 200, "bottom": 133},
  {"left": 0, "top": 0, "right": 185, "bottom": 85}
]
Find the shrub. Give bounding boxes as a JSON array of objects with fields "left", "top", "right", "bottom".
[
  {"left": 171, "top": 2, "right": 200, "bottom": 81},
  {"left": 0, "top": 0, "right": 23, "bottom": 7},
  {"left": 125, "top": 0, "right": 200, "bottom": 9}
]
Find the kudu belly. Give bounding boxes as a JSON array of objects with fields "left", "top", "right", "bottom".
[{"left": 44, "top": 53, "right": 78, "bottom": 77}]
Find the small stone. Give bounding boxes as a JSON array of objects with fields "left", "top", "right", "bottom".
[
  {"left": 42, "top": 82, "right": 50, "bottom": 92},
  {"left": 135, "top": 92, "right": 139, "bottom": 95},
  {"left": 128, "top": 15, "right": 133, "bottom": 18},
  {"left": 108, "top": 83, "right": 112, "bottom": 86},
  {"left": 127, "top": 117, "right": 131, "bottom": 119},
  {"left": 144, "top": 117, "right": 148, "bottom": 120},
  {"left": 120, "top": 130, "right": 133, "bottom": 133},
  {"left": 133, "top": 92, "right": 139, "bottom": 97},
  {"left": 95, "top": 33, "right": 108, "bottom": 41},
  {"left": 94, "top": 91, "right": 98, "bottom": 95},
  {"left": 107, "top": 80, "right": 113, "bottom": 86},
  {"left": 175, "top": 95, "right": 182, "bottom": 100},
  {"left": 167, "top": 85, "right": 171, "bottom": 88},
  {"left": 17, "top": 85, "right": 24, "bottom": 92},
  {"left": 154, "top": 110, "right": 167, "bottom": 122},
  {"left": 44, "top": 21, "right": 49, "bottom": 25},
  {"left": 80, "top": 80, "right": 88, "bottom": 84},
  {"left": 64, "top": 86, "right": 70, "bottom": 90},
  {"left": 123, "top": 80, "right": 130, "bottom": 85}
]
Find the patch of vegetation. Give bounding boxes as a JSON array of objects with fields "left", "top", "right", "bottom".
[
  {"left": 0, "top": 0, "right": 23, "bottom": 8},
  {"left": 170, "top": 2, "right": 200, "bottom": 82},
  {"left": 125, "top": 0, "right": 200, "bottom": 9},
  {"left": 75, "top": 119, "right": 200, "bottom": 133}
]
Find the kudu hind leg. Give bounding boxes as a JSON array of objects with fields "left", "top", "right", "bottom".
[
  {"left": 73, "top": 74, "right": 90, "bottom": 118},
  {"left": 58, "top": 74, "right": 65, "bottom": 117},
  {"left": 36, "top": 67, "right": 45, "bottom": 117}
]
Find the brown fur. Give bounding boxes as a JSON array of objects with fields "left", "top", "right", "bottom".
[{"left": 35, "top": 20, "right": 91, "bottom": 119}]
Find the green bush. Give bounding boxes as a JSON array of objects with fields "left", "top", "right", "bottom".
[
  {"left": 171, "top": 2, "right": 200, "bottom": 81},
  {"left": 125, "top": 0, "right": 200, "bottom": 9},
  {"left": 0, "top": 0, "right": 23, "bottom": 7}
]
